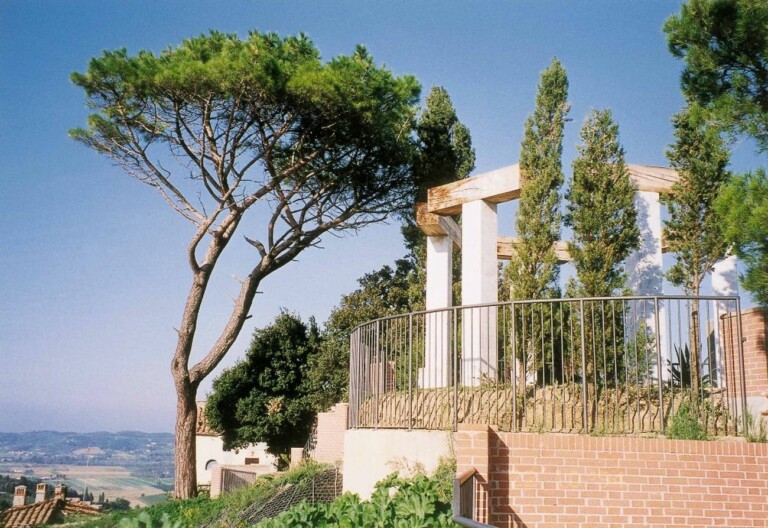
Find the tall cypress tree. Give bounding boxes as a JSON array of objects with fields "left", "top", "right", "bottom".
[
  {"left": 506, "top": 58, "right": 570, "bottom": 300},
  {"left": 566, "top": 109, "right": 640, "bottom": 297},
  {"left": 412, "top": 86, "right": 475, "bottom": 203},
  {"left": 664, "top": 103, "right": 731, "bottom": 394},
  {"left": 664, "top": 103, "right": 731, "bottom": 296},
  {"left": 403, "top": 86, "right": 475, "bottom": 308}
]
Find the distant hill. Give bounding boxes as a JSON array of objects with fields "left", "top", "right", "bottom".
[
  {"left": 0, "top": 431, "right": 174, "bottom": 477},
  {"left": 0, "top": 431, "right": 174, "bottom": 454}
]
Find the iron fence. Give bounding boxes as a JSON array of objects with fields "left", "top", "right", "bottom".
[{"left": 349, "top": 296, "right": 747, "bottom": 436}]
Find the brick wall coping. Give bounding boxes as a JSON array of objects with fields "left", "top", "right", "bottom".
[{"left": 493, "top": 430, "right": 768, "bottom": 456}]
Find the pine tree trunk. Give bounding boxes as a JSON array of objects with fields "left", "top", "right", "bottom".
[{"left": 174, "top": 387, "right": 198, "bottom": 499}]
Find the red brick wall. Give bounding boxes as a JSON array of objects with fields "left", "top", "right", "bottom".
[
  {"left": 456, "top": 426, "right": 768, "bottom": 527},
  {"left": 313, "top": 403, "right": 348, "bottom": 463},
  {"left": 723, "top": 308, "right": 768, "bottom": 399}
]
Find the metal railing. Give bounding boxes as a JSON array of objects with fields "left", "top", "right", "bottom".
[
  {"left": 349, "top": 295, "right": 748, "bottom": 436},
  {"left": 452, "top": 468, "right": 492, "bottom": 527}
]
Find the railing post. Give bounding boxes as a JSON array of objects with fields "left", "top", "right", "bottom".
[
  {"left": 579, "top": 299, "right": 588, "bottom": 432},
  {"left": 735, "top": 297, "right": 748, "bottom": 435},
  {"left": 453, "top": 307, "right": 459, "bottom": 431},
  {"left": 375, "top": 319, "right": 380, "bottom": 429},
  {"left": 654, "top": 297, "right": 664, "bottom": 433},
  {"left": 408, "top": 313, "right": 413, "bottom": 431},
  {"left": 511, "top": 302, "right": 517, "bottom": 433}
]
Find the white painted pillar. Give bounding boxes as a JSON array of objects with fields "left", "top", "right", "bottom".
[
  {"left": 419, "top": 235, "right": 453, "bottom": 388},
  {"left": 626, "top": 190, "right": 669, "bottom": 374},
  {"left": 461, "top": 200, "right": 498, "bottom": 386},
  {"left": 627, "top": 191, "right": 663, "bottom": 296},
  {"left": 712, "top": 255, "right": 739, "bottom": 387},
  {"left": 712, "top": 255, "right": 739, "bottom": 298}
]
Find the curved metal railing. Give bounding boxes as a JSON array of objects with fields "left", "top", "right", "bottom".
[{"left": 348, "top": 295, "right": 747, "bottom": 436}]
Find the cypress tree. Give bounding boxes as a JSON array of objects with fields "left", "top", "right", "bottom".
[
  {"left": 664, "top": 103, "right": 731, "bottom": 296},
  {"left": 566, "top": 109, "right": 640, "bottom": 297},
  {"left": 403, "top": 86, "right": 475, "bottom": 308},
  {"left": 506, "top": 58, "right": 570, "bottom": 300},
  {"left": 664, "top": 103, "right": 731, "bottom": 394}
]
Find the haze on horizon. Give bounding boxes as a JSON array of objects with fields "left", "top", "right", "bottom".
[{"left": 1, "top": 0, "right": 763, "bottom": 434}]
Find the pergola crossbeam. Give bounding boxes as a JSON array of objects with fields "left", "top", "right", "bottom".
[{"left": 427, "top": 164, "right": 521, "bottom": 216}]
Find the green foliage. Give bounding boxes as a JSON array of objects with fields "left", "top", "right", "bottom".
[
  {"left": 206, "top": 312, "right": 320, "bottom": 458},
  {"left": 506, "top": 58, "right": 569, "bottom": 301},
  {"left": 663, "top": 103, "right": 731, "bottom": 295},
  {"left": 256, "top": 472, "right": 453, "bottom": 528},
  {"left": 107, "top": 497, "right": 133, "bottom": 511},
  {"left": 71, "top": 29, "right": 426, "bottom": 498},
  {"left": 307, "top": 260, "right": 415, "bottom": 410},
  {"left": 666, "top": 402, "right": 709, "bottom": 440},
  {"left": 665, "top": 0, "right": 768, "bottom": 152},
  {"left": 76, "top": 463, "right": 333, "bottom": 528},
  {"left": 308, "top": 87, "right": 474, "bottom": 411},
  {"left": 412, "top": 86, "right": 476, "bottom": 202},
  {"left": 666, "top": 344, "right": 710, "bottom": 388},
  {"left": 565, "top": 109, "right": 640, "bottom": 297},
  {"left": 715, "top": 169, "right": 768, "bottom": 306},
  {"left": 118, "top": 512, "right": 183, "bottom": 528},
  {"left": 744, "top": 410, "right": 768, "bottom": 443},
  {"left": 401, "top": 85, "right": 475, "bottom": 309}
]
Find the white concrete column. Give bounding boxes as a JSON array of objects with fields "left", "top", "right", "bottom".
[
  {"left": 419, "top": 235, "right": 453, "bottom": 388},
  {"left": 626, "top": 190, "right": 663, "bottom": 296},
  {"left": 461, "top": 200, "right": 498, "bottom": 386},
  {"left": 626, "top": 190, "right": 669, "bottom": 374},
  {"left": 712, "top": 255, "right": 739, "bottom": 387},
  {"left": 712, "top": 255, "right": 739, "bottom": 297}
]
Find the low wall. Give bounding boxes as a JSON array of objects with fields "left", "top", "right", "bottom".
[
  {"left": 457, "top": 425, "right": 768, "bottom": 527},
  {"left": 343, "top": 429, "right": 454, "bottom": 499},
  {"left": 313, "top": 403, "right": 348, "bottom": 463}
]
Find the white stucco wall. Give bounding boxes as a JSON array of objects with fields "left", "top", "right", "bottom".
[
  {"left": 343, "top": 429, "right": 454, "bottom": 499},
  {"left": 195, "top": 435, "right": 276, "bottom": 485}
]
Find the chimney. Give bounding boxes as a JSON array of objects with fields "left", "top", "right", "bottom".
[
  {"left": 12, "top": 485, "right": 26, "bottom": 508},
  {"left": 35, "top": 483, "right": 51, "bottom": 503},
  {"left": 54, "top": 484, "right": 68, "bottom": 501}
]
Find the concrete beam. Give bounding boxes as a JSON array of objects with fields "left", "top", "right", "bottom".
[
  {"left": 627, "top": 164, "right": 679, "bottom": 194},
  {"left": 415, "top": 202, "right": 462, "bottom": 249},
  {"left": 497, "top": 236, "right": 571, "bottom": 263},
  {"left": 427, "top": 165, "right": 521, "bottom": 216}
]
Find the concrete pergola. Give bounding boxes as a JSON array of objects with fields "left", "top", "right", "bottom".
[{"left": 415, "top": 163, "right": 738, "bottom": 387}]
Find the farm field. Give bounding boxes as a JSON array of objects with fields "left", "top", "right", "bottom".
[{"left": 0, "top": 465, "right": 172, "bottom": 507}]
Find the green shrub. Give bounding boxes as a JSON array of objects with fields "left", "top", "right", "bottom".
[
  {"left": 256, "top": 471, "right": 454, "bottom": 528},
  {"left": 118, "top": 512, "right": 183, "bottom": 528},
  {"left": 666, "top": 402, "right": 708, "bottom": 440}
]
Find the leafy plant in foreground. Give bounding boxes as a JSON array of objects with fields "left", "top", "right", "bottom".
[{"left": 257, "top": 472, "right": 454, "bottom": 528}]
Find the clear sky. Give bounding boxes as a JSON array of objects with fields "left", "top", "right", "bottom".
[{"left": 1, "top": 1, "right": 764, "bottom": 433}]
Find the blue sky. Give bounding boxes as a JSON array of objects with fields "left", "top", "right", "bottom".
[{"left": 1, "top": 1, "right": 764, "bottom": 433}]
